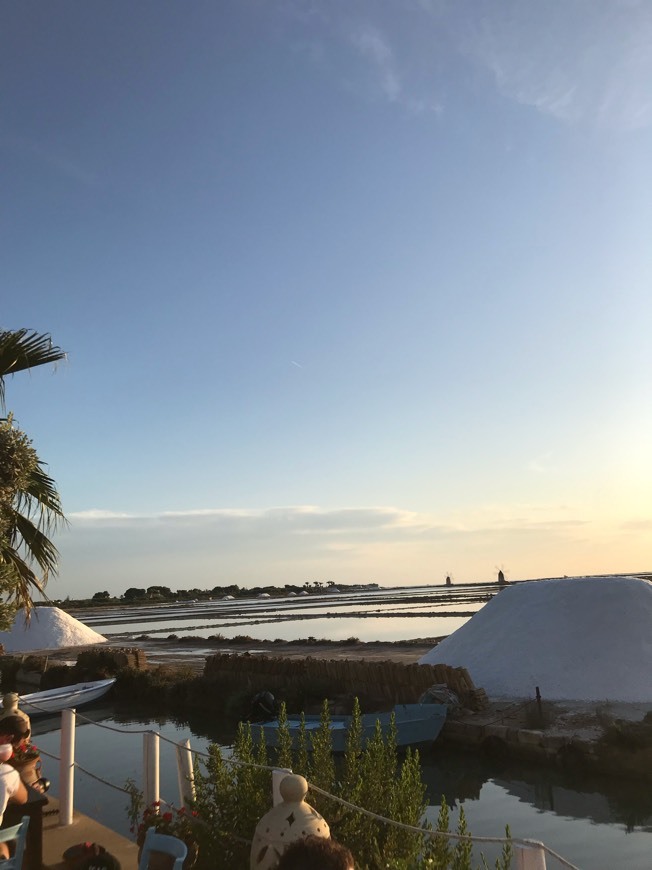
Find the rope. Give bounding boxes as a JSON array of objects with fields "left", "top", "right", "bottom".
[
  {"left": 481, "top": 697, "right": 536, "bottom": 729},
  {"left": 37, "top": 747, "right": 61, "bottom": 762},
  {"left": 73, "top": 711, "right": 152, "bottom": 734},
  {"left": 17, "top": 698, "right": 64, "bottom": 715},
  {"left": 540, "top": 845, "right": 581, "bottom": 870},
  {"left": 155, "top": 732, "right": 211, "bottom": 759},
  {"left": 310, "top": 783, "right": 515, "bottom": 847},
  {"left": 156, "top": 731, "right": 279, "bottom": 773},
  {"left": 74, "top": 762, "right": 132, "bottom": 794},
  {"left": 308, "top": 784, "right": 580, "bottom": 868},
  {"left": 37, "top": 744, "right": 130, "bottom": 793},
  {"left": 32, "top": 708, "right": 580, "bottom": 866}
]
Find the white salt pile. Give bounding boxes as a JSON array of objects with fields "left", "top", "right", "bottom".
[
  {"left": 0, "top": 606, "right": 106, "bottom": 652},
  {"left": 419, "top": 575, "right": 652, "bottom": 702}
]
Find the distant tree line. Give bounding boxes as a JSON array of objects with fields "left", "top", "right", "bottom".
[{"left": 69, "top": 580, "right": 380, "bottom": 607}]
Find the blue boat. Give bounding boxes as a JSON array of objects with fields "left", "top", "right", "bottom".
[{"left": 259, "top": 703, "right": 447, "bottom": 753}]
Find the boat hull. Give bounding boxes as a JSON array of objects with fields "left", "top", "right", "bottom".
[
  {"left": 18, "top": 678, "right": 116, "bottom": 716},
  {"left": 259, "top": 703, "right": 447, "bottom": 753}
]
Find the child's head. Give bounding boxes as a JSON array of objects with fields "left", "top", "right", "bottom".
[
  {"left": 0, "top": 715, "right": 30, "bottom": 745},
  {"left": 276, "top": 836, "right": 355, "bottom": 870}
]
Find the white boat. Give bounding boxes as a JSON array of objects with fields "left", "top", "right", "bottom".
[{"left": 18, "top": 678, "right": 116, "bottom": 716}]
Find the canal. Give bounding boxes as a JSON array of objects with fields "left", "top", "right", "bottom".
[{"left": 31, "top": 704, "right": 652, "bottom": 869}]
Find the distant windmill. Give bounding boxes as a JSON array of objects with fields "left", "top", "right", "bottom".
[
  {"left": 445, "top": 573, "right": 453, "bottom": 587},
  {"left": 495, "top": 564, "right": 509, "bottom": 586}
]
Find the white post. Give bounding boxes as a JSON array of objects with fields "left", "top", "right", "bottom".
[
  {"left": 176, "top": 739, "right": 195, "bottom": 807},
  {"left": 143, "top": 732, "right": 160, "bottom": 808},
  {"left": 59, "top": 708, "right": 76, "bottom": 826},
  {"left": 514, "top": 841, "right": 547, "bottom": 870},
  {"left": 272, "top": 768, "right": 292, "bottom": 806}
]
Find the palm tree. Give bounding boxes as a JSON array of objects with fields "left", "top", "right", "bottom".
[{"left": 0, "top": 329, "right": 67, "bottom": 615}]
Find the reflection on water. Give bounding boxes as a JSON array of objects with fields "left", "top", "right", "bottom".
[
  {"left": 132, "top": 615, "right": 474, "bottom": 643},
  {"left": 422, "top": 746, "right": 652, "bottom": 831},
  {"left": 32, "top": 705, "right": 652, "bottom": 869},
  {"left": 421, "top": 746, "right": 652, "bottom": 869},
  {"left": 69, "top": 585, "right": 494, "bottom": 643}
]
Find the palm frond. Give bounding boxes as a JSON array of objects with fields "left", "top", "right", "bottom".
[
  {"left": 11, "top": 512, "right": 60, "bottom": 575},
  {"left": 14, "top": 462, "right": 66, "bottom": 528},
  {"left": 0, "top": 329, "right": 66, "bottom": 408},
  {"left": 0, "top": 546, "right": 47, "bottom": 614}
]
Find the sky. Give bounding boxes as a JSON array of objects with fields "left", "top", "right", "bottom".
[{"left": 1, "top": 0, "right": 651, "bottom": 598}]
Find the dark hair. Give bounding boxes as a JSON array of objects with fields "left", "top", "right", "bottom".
[
  {"left": 276, "top": 836, "right": 354, "bottom": 870},
  {"left": 0, "top": 715, "right": 29, "bottom": 743}
]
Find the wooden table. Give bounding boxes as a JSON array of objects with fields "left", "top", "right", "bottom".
[{"left": 3, "top": 785, "right": 49, "bottom": 870}]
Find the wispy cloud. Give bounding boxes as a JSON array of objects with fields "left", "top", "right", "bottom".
[
  {"left": 349, "top": 25, "right": 402, "bottom": 103},
  {"left": 71, "top": 509, "right": 133, "bottom": 521},
  {"left": 1, "top": 135, "right": 99, "bottom": 186},
  {"left": 68, "top": 505, "right": 434, "bottom": 536},
  {"left": 67, "top": 502, "right": 587, "bottom": 540},
  {"left": 456, "top": 0, "right": 652, "bottom": 130},
  {"left": 283, "top": 0, "right": 652, "bottom": 129},
  {"left": 58, "top": 500, "right": 641, "bottom": 595},
  {"left": 528, "top": 452, "right": 556, "bottom": 474},
  {"left": 621, "top": 519, "right": 652, "bottom": 531},
  {"left": 283, "top": 5, "right": 444, "bottom": 114}
]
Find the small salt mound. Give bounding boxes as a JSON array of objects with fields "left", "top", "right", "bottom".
[
  {"left": 419, "top": 576, "right": 652, "bottom": 702},
  {"left": 0, "top": 606, "right": 106, "bottom": 652}
]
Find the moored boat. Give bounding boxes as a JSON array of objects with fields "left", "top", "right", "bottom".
[
  {"left": 17, "top": 678, "right": 116, "bottom": 716},
  {"left": 259, "top": 702, "right": 447, "bottom": 753}
]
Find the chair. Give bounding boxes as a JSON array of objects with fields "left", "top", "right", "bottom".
[
  {"left": 138, "top": 826, "right": 188, "bottom": 870},
  {"left": 0, "top": 816, "right": 30, "bottom": 870}
]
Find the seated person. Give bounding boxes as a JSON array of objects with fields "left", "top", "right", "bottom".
[
  {"left": 0, "top": 695, "right": 31, "bottom": 742},
  {"left": 0, "top": 727, "right": 28, "bottom": 860},
  {"left": 276, "top": 836, "right": 355, "bottom": 870}
]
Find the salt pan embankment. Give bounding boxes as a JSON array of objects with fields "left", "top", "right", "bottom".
[
  {"left": 0, "top": 606, "right": 106, "bottom": 652},
  {"left": 419, "top": 575, "right": 652, "bottom": 702}
]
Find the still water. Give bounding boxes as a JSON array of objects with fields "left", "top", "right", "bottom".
[
  {"left": 32, "top": 706, "right": 652, "bottom": 869},
  {"left": 69, "top": 585, "right": 494, "bottom": 643}
]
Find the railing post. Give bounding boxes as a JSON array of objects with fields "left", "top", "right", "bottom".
[
  {"left": 143, "top": 732, "right": 160, "bottom": 808},
  {"left": 176, "top": 739, "right": 195, "bottom": 807},
  {"left": 514, "top": 841, "right": 547, "bottom": 870},
  {"left": 59, "top": 708, "right": 76, "bottom": 826}
]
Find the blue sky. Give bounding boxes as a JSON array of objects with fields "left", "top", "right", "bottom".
[{"left": 2, "top": 0, "right": 651, "bottom": 597}]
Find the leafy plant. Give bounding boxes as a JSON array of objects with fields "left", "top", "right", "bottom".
[
  {"left": 133, "top": 801, "right": 199, "bottom": 847},
  {"left": 129, "top": 700, "right": 512, "bottom": 870},
  {"left": 8, "top": 739, "right": 40, "bottom": 762}
]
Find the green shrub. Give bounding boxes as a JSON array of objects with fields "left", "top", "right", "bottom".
[{"left": 178, "top": 698, "right": 512, "bottom": 869}]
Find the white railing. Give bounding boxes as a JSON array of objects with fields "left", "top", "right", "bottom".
[{"left": 30, "top": 700, "right": 579, "bottom": 870}]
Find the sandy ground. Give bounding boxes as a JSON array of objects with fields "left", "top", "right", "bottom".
[{"left": 120, "top": 636, "right": 442, "bottom": 669}]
